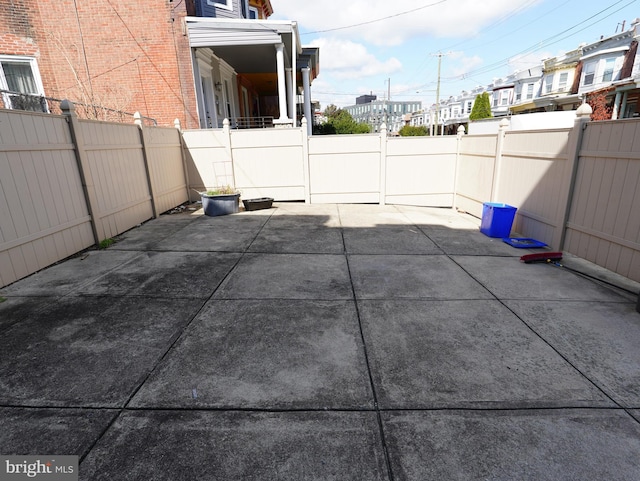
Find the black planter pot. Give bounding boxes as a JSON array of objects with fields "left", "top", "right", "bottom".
[{"left": 242, "top": 197, "right": 274, "bottom": 211}]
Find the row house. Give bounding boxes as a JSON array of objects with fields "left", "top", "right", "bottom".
[
  {"left": 0, "top": 0, "right": 319, "bottom": 131},
  {"left": 414, "top": 18, "right": 640, "bottom": 133}
]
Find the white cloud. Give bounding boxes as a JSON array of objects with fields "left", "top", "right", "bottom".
[
  {"left": 273, "top": 0, "right": 543, "bottom": 46},
  {"left": 309, "top": 38, "right": 402, "bottom": 79}
]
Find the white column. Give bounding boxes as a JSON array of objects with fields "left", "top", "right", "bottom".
[
  {"left": 274, "top": 43, "right": 291, "bottom": 126},
  {"left": 286, "top": 67, "right": 295, "bottom": 124},
  {"left": 302, "top": 67, "right": 312, "bottom": 135}
]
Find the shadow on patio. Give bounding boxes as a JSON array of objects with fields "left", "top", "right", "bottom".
[{"left": 1, "top": 203, "right": 639, "bottom": 480}]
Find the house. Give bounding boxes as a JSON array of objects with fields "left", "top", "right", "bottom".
[
  {"left": 0, "top": 0, "right": 319, "bottom": 130},
  {"left": 344, "top": 97, "right": 421, "bottom": 133}
]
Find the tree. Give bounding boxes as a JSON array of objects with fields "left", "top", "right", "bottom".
[
  {"left": 324, "top": 104, "right": 339, "bottom": 118},
  {"left": 315, "top": 108, "right": 371, "bottom": 135},
  {"left": 399, "top": 125, "right": 428, "bottom": 136},
  {"left": 469, "top": 92, "right": 493, "bottom": 121}
]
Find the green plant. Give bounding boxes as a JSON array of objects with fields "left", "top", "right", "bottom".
[
  {"left": 0, "top": 296, "right": 6, "bottom": 303},
  {"left": 99, "top": 238, "right": 115, "bottom": 249},
  {"left": 469, "top": 92, "right": 493, "bottom": 121},
  {"left": 205, "top": 185, "right": 238, "bottom": 196},
  {"left": 399, "top": 125, "right": 428, "bottom": 136}
]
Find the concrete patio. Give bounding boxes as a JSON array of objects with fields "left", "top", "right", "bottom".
[{"left": 1, "top": 203, "right": 639, "bottom": 480}]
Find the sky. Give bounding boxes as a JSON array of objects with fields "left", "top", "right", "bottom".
[{"left": 270, "top": 0, "right": 640, "bottom": 110}]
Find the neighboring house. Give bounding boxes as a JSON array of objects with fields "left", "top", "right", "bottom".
[
  {"left": 488, "top": 75, "right": 515, "bottom": 117},
  {"left": 0, "top": 0, "right": 319, "bottom": 130},
  {"left": 508, "top": 65, "right": 544, "bottom": 115},
  {"left": 344, "top": 97, "right": 421, "bottom": 133},
  {"left": 576, "top": 22, "right": 640, "bottom": 119}
]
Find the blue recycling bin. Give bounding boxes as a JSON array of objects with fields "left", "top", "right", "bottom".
[{"left": 480, "top": 202, "right": 517, "bottom": 238}]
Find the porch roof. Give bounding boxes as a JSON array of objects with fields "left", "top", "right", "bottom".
[{"left": 185, "top": 17, "right": 301, "bottom": 74}]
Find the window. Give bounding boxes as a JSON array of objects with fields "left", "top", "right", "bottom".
[
  {"left": 602, "top": 58, "right": 615, "bottom": 82},
  {"left": 526, "top": 84, "right": 534, "bottom": 100},
  {"left": 467, "top": 101, "right": 472, "bottom": 113},
  {"left": 493, "top": 93, "right": 499, "bottom": 107},
  {"left": 208, "top": 0, "right": 232, "bottom": 9},
  {"left": 544, "top": 74, "right": 553, "bottom": 94},
  {"left": 500, "top": 90, "right": 510, "bottom": 106},
  {"left": 0, "top": 56, "right": 46, "bottom": 112},
  {"left": 240, "top": 0, "right": 259, "bottom": 18},
  {"left": 558, "top": 72, "right": 568, "bottom": 92},
  {"left": 515, "top": 85, "right": 522, "bottom": 101},
  {"left": 583, "top": 61, "right": 596, "bottom": 85}
]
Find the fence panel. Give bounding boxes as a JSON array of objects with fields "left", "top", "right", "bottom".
[
  {"left": 77, "top": 119, "right": 153, "bottom": 240},
  {"left": 143, "top": 126, "right": 188, "bottom": 214},
  {"left": 386, "top": 136, "right": 457, "bottom": 206},
  {"left": 231, "top": 128, "right": 306, "bottom": 201},
  {"left": 565, "top": 119, "right": 640, "bottom": 282},
  {"left": 182, "top": 129, "right": 233, "bottom": 200},
  {"left": 0, "top": 110, "right": 94, "bottom": 288},
  {"left": 497, "top": 128, "right": 572, "bottom": 246},
  {"left": 456, "top": 134, "right": 497, "bottom": 217},
  {"left": 308, "top": 134, "right": 382, "bottom": 203}
]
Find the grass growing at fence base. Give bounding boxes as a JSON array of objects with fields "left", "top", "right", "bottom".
[{"left": 99, "top": 238, "right": 116, "bottom": 249}]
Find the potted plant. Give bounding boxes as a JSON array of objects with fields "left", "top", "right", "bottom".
[{"left": 200, "top": 185, "right": 240, "bottom": 217}]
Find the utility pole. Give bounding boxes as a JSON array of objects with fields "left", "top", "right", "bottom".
[{"left": 431, "top": 52, "right": 450, "bottom": 135}]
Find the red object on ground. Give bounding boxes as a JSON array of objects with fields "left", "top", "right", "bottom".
[{"left": 520, "top": 252, "right": 563, "bottom": 264}]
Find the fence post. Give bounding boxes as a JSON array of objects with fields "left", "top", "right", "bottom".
[
  {"left": 491, "top": 118, "right": 510, "bottom": 202},
  {"left": 134, "top": 112, "right": 159, "bottom": 219},
  {"left": 379, "top": 122, "right": 388, "bottom": 206},
  {"left": 61, "top": 99, "right": 101, "bottom": 245},
  {"left": 174, "top": 118, "right": 192, "bottom": 203},
  {"left": 301, "top": 118, "right": 311, "bottom": 204},
  {"left": 454, "top": 124, "right": 466, "bottom": 209},
  {"left": 555, "top": 103, "right": 592, "bottom": 250},
  {"left": 222, "top": 118, "right": 237, "bottom": 189}
]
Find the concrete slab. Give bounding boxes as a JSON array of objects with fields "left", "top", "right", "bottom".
[
  {"left": 268, "top": 203, "right": 340, "bottom": 228},
  {"left": 153, "top": 223, "right": 259, "bottom": 252},
  {"left": 453, "top": 255, "right": 630, "bottom": 301},
  {"left": 197, "top": 211, "right": 271, "bottom": 229},
  {"left": 248, "top": 226, "right": 345, "bottom": 254},
  {"left": 131, "top": 300, "right": 374, "bottom": 409},
  {"left": 338, "top": 204, "right": 412, "bottom": 228},
  {"left": 0, "top": 296, "right": 201, "bottom": 407},
  {"left": 77, "top": 251, "right": 241, "bottom": 299},
  {"left": 394, "top": 206, "right": 480, "bottom": 230},
  {"left": 0, "top": 407, "right": 117, "bottom": 456},
  {"left": 506, "top": 300, "right": 640, "bottom": 408},
  {"left": 0, "top": 296, "right": 53, "bottom": 332},
  {"left": 382, "top": 409, "right": 640, "bottom": 481},
  {"left": 213, "top": 253, "right": 353, "bottom": 299},
  {"left": 112, "top": 219, "right": 195, "bottom": 251},
  {"left": 343, "top": 227, "right": 442, "bottom": 255},
  {"left": 79, "top": 410, "right": 389, "bottom": 481},
  {"left": 348, "top": 255, "right": 493, "bottom": 299},
  {"left": 425, "top": 229, "right": 525, "bottom": 256},
  {"left": 0, "top": 250, "right": 139, "bottom": 296},
  {"left": 358, "top": 300, "right": 611, "bottom": 409}
]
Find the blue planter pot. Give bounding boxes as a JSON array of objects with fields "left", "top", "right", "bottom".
[{"left": 201, "top": 193, "right": 240, "bottom": 216}]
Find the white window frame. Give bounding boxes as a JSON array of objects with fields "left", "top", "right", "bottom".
[
  {"left": 558, "top": 72, "right": 568, "bottom": 92},
  {"left": 583, "top": 61, "right": 596, "bottom": 86},
  {"left": 544, "top": 74, "right": 553, "bottom": 94},
  {"left": 526, "top": 83, "right": 534, "bottom": 100},
  {"left": 208, "top": 0, "right": 232, "bottom": 10},
  {"left": 602, "top": 58, "right": 615, "bottom": 82},
  {"left": 0, "top": 55, "right": 46, "bottom": 111}
]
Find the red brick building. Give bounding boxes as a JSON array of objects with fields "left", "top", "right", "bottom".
[{"left": 0, "top": 0, "right": 319, "bottom": 129}]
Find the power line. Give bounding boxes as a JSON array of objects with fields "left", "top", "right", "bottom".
[
  {"left": 441, "top": 0, "right": 637, "bottom": 82},
  {"left": 300, "top": 0, "right": 449, "bottom": 35}
]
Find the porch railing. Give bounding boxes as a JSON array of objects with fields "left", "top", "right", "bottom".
[{"left": 234, "top": 116, "right": 274, "bottom": 129}]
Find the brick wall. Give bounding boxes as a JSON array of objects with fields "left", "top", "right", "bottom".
[{"left": 1, "top": 0, "right": 200, "bottom": 128}]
